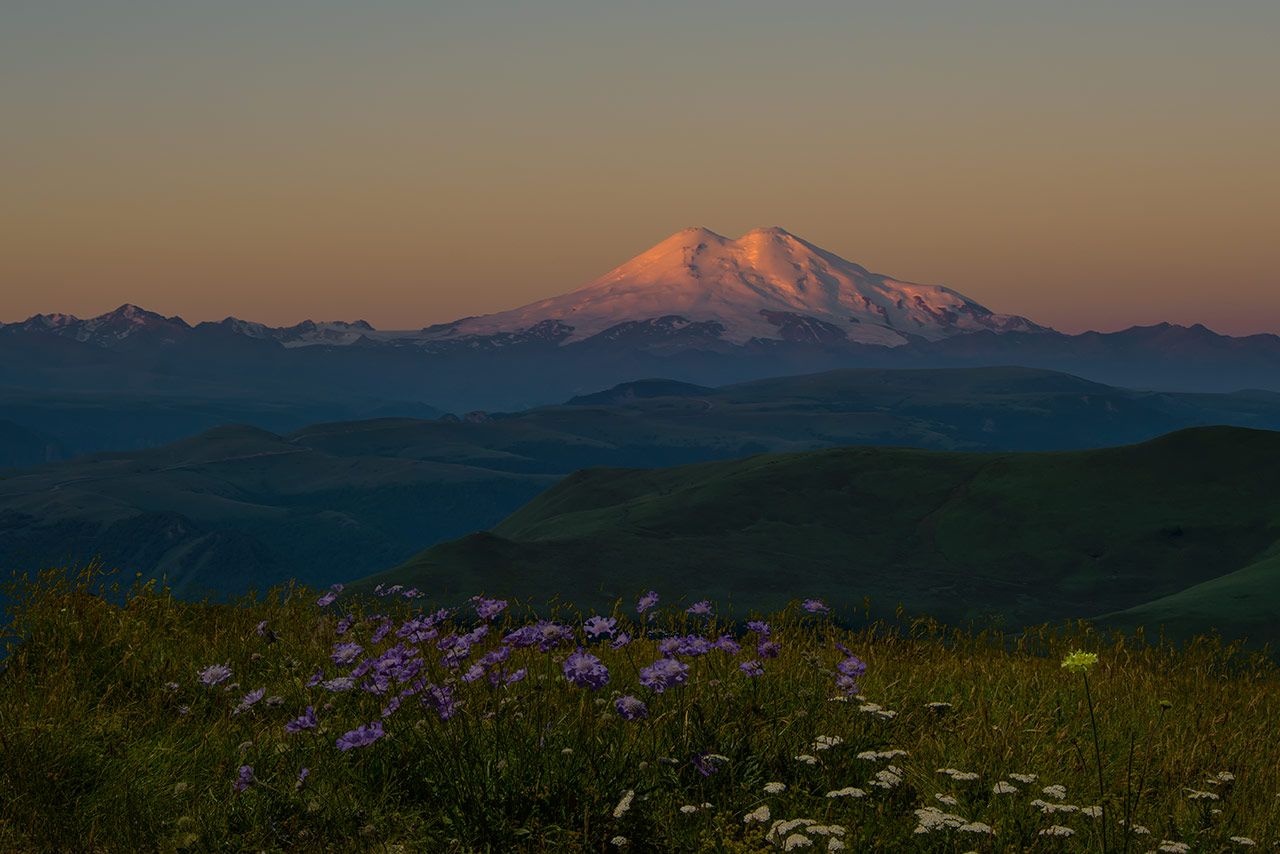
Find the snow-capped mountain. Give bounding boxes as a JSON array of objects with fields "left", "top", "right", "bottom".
[
  {"left": 422, "top": 227, "right": 1043, "bottom": 347},
  {"left": 16, "top": 304, "right": 192, "bottom": 346}
]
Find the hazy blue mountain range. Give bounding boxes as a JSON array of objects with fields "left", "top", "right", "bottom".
[{"left": 5, "top": 367, "right": 1280, "bottom": 602}]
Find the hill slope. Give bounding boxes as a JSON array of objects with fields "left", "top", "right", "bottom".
[{"left": 367, "top": 427, "right": 1280, "bottom": 642}]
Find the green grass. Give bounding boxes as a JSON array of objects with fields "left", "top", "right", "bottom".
[
  {"left": 367, "top": 427, "right": 1280, "bottom": 644},
  {"left": 2, "top": 566, "right": 1279, "bottom": 851}
]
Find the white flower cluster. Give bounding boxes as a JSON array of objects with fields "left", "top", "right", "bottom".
[
  {"left": 870, "top": 765, "right": 904, "bottom": 789},
  {"left": 937, "top": 767, "right": 980, "bottom": 782},
  {"left": 812, "top": 735, "right": 843, "bottom": 751},
  {"left": 856, "top": 748, "right": 908, "bottom": 761}
]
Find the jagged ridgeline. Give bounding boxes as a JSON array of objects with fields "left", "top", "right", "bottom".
[{"left": 364, "top": 426, "right": 1280, "bottom": 644}]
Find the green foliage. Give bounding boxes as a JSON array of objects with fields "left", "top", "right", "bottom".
[{"left": 2, "top": 566, "right": 1279, "bottom": 851}]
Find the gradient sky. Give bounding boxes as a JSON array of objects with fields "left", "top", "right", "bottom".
[{"left": 3, "top": 1, "right": 1277, "bottom": 334}]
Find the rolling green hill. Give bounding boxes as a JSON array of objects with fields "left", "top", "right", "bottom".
[{"left": 365, "top": 426, "right": 1280, "bottom": 643}]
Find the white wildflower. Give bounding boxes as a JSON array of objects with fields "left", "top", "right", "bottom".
[
  {"left": 1186, "top": 788, "right": 1220, "bottom": 801},
  {"left": 764, "top": 782, "right": 787, "bottom": 795},
  {"left": 1041, "top": 784, "right": 1067, "bottom": 799},
  {"left": 609, "top": 836, "right": 628, "bottom": 848},
  {"left": 857, "top": 748, "right": 908, "bottom": 761},
  {"left": 958, "top": 822, "right": 993, "bottom": 834},
  {"left": 1081, "top": 805, "right": 1103, "bottom": 817},
  {"left": 813, "top": 735, "right": 843, "bottom": 751},
  {"left": 808, "top": 825, "right": 845, "bottom": 837},
  {"left": 768, "top": 819, "right": 817, "bottom": 842},
  {"left": 1158, "top": 843, "right": 1191, "bottom": 853},
  {"left": 744, "top": 805, "right": 771, "bottom": 824},
  {"left": 783, "top": 835, "right": 813, "bottom": 851},
  {"left": 926, "top": 701, "right": 953, "bottom": 710},
  {"left": 993, "top": 781, "right": 1019, "bottom": 794},
  {"left": 1010, "top": 773, "right": 1038, "bottom": 784},
  {"left": 913, "top": 806, "right": 967, "bottom": 834},
  {"left": 937, "top": 768, "right": 979, "bottom": 781},
  {"left": 1039, "top": 825, "right": 1074, "bottom": 837},
  {"left": 871, "top": 765, "right": 903, "bottom": 789},
  {"left": 679, "top": 805, "right": 698, "bottom": 814},
  {"left": 794, "top": 754, "right": 819, "bottom": 765},
  {"left": 1230, "top": 838, "right": 1257, "bottom": 846},
  {"left": 612, "top": 790, "right": 635, "bottom": 819},
  {"left": 1030, "top": 798, "right": 1079, "bottom": 814},
  {"left": 935, "top": 793, "right": 959, "bottom": 806},
  {"left": 826, "top": 840, "right": 845, "bottom": 852},
  {"left": 825, "top": 787, "right": 866, "bottom": 799},
  {"left": 1215, "top": 771, "right": 1237, "bottom": 784}
]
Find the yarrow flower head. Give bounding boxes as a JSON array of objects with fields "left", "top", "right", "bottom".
[
  {"left": 198, "top": 663, "right": 232, "bottom": 686},
  {"left": 1061, "top": 650, "right": 1099, "bottom": 673},
  {"left": 614, "top": 694, "right": 648, "bottom": 721},
  {"left": 562, "top": 650, "right": 610, "bottom": 690}
]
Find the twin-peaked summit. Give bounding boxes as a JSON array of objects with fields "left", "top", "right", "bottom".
[{"left": 426, "top": 226, "right": 1044, "bottom": 346}]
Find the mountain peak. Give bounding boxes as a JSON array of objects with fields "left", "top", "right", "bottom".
[{"left": 428, "top": 227, "right": 1045, "bottom": 346}]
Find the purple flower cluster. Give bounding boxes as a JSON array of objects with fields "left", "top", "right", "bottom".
[
  {"left": 739, "top": 659, "right": 765, "bottom": 677},
  {"left": 562, "top": 650, "right": 610, "bottom": 690},
  {"left": 472, "top": 596, "right": 508, "bottom": 621},
  {"left": 504, "top": 620, "right": 574, "bottom": 652},
  {"left": 315, "top": 583, "right": 344, "bottom": 608},
  {"left": 639, "top": 657, "right": 689, "bottom": 693},
  {"left": 331, "top": 642, "right": 363, "bottom": 665},
  {"left": 583, "top": 615, "right": 617, "bottom": 639},
  {"left": 636, "top": 590, "right": 659, "bottom": 615},
  {"left": 336, "top": 720, "right": 384, "bottom": 751},
  {"left": 233, "top": 765, "right": 254, "bottom": 793},
  {"left": 614, "top": 694, "right": 649, "bottom": 720},
  {"left": 834, "top": 647, "right": 866, "bottom": 696},
  {"left": 802, "top": 598, "right": 830, "bottom": 614},
  {"left": 198, "top": 663, "right": 232, "bottom": 686},
  {"left": 421, "top": 683, "right": 459, "bottom": 720},
  {"left": 285, "top": 706, "right": 318, "bottom": 733},
  {"left": 686, "top": 600, "right": 712, "bottom": 616}
]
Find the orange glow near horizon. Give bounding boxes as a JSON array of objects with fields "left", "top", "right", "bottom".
[{"left": 2, "top": 2, "right": 1277, "bottom": 336}]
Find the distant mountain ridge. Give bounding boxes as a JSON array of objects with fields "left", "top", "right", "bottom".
[{"left": 5, "top": 227, "right": 1280, "bottom": 410}]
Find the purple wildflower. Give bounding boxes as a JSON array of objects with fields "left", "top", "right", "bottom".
[
  {"left": 233, "top": 687, "right": 266, "bottom": 715},
  {"left": 331, "top": 642, "right": 363, "bottom": 666},
  {"left": 402, "top": 587, "right": 422, "bottom": 599},
  {"left": 370, "top": 617, "right": 393, "bottom": 644},
  {"left": 562, "top": 650, "right": 610, "bottom": 690},
  {"left": 636, "top": 590, "right": 659, "bottom": 615},
  {"left": 477, "top": 646, "right": 511, "bottom": 668},
  {"left": 491, "top": 667, "right": 526, "bottom": 687},
  {"left": 746, "top": 620, "right": 771, "bottom": 637},
  {"left": 639, "top": 657, "right": 690, "bottom": 693},
  {"left": 296, "top": 767, "right": 309, "bottom": 790},
  {"left": 335, "top": 615, "right": 355, "bottom": 636},
  {"left": 306, "top": 668, "right": 324, "bottom": 687},
  {"left": 233, "top": 765, "right": 254, "bottom": 793},
  {"left": 610, "top": 631, "right": 632, "bottom": 649},
  {"left": 254, "top": 620, "right": 269, "bottom": 637},
  {"left": 686, "top": 600, "right": 712, "bottom": 616},
  {"left": 835, "top": 653, "right": 867, "bottom": 696},
  {"left": 198, "top": 663, "right": 232, "bottom": 686},
  {"left": 614, "top": 694, "right": 649, "bottom": 721},
  {"left": 692, "top": 752, "right": 725, "bottom": 776},
  {"left": 802, "top": 598, "right": 830, "bottom": 614},
  {"left": 739, "top": 659, "right": 765, "bottom": 677},
  {"left": 583, "top": 615, "right": 618, "bottom": 639},
  {"left": 381, "top": 694, "right": 403, "bottom": 717},
  {"left": 285, "top": 706, "right": 318, "bottom": 733},
  {"left": 462, "top": 664, "right": 486, "bottom": 683},
  {"left": 335, "top": 720, "right": 385, "bottom": 751},
  {"left": 504, "top": 620, "right": 574, "bottom": 652},
  {"left": 714, "top": 634, "right": 742, "bottom": 654},
  {"left": 659, "top": 634, "right": 714, "bottom": 657},
  {"left": 321, "top": 676, "right": 356, "bottom": 692},
  {"left": 757, "top": 640, "right": 782, "bottom": 659},
  {"left": 315, "top": 591, "right": 338, "bottom": 607},
  {"left": 422, "top": 683, "right": 459, "bottom": 720},
  {"left": 472, "top": 596, "right": 508, "bottom": 621}
]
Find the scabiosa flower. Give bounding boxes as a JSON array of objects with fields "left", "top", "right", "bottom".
[
  {"left": 335, "top": 720, "right": 385, "bottom": 751},
  {"left": 583, "top": 615, "right": 617, "bottom": 639},
  {"left": 462, "top": 664, "right": 485, "bottom": 683},
  {"left": 739, "top": 660, "right": 765, "bottom": 677},
  {"left": 834, "top": 653, "right": 866, "bottom": 696},
  {"left": 233, "top": 765, "right": 254, "bottom": 793},
  {"left": 472, "top": 596, "right": 508, "bottom": 621},
  {"left": 321, "top": 676, "right": 356, "bottom": 692},
  {"left": 316, "top": 591, "right": 338, "bottom": 607},
  {"left": 614, "top": 694, "right": 648, "bottom": 721},
  {"left": 306, "top": 668, "right": 324, "bottom": 687},
  {"left": 610, "top": 631, "right": 632, "bottom": 649},
  {"left": 198, "top": 663, "right": 232, "bottom": 686},
  {"left": 686, "top": 600, "right": 712, "bottom": 616},
  {"left": 757, "top": 640, "right": 782, "bottom": 659},
  {"left": 639, "top": 657, "right": 690, "bottom": 693},
  {"left": 421, "top": 684, "right": 459, "bottom": 720},
  {"left": 335, "top": 614, "right": 355, "bottom": 636},
  {"left": 636, "top": 590, "right": 659, "bottom": 615},
  {"left": 492, "top": 667, "right": 526, "bottom": 687},
  {"left": 370, "top": 617, "right": 393, "bottom": 644},
  {"left": 233, "top": 687, "right": 266, "bottom": 715},
  {"left": 692, "top": 752, "right": 727, "bottom": 776},
  {"left": 296, "top": 767, "right": 309, "bottom": 790},
  {"left": 331, "top": 642, "right": 363, "bottom": 666},
  {"left": 802, "top": 598, "right": 830, "bottom": 614},
  {"left": 714, "top": 634, "right": 741, "bottom": 654},
  {"left": 746, "top": 620, "right": 771, "bottom": 636},
  {"left": 285, "top": 706, "right": 318, "bottom": 733},
  {"left": 563, "top": 649, "right": 610, "bottom": 690}
]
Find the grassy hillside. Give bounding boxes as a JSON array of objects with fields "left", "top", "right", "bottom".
[
  {"left": 368, "top": 427, "right": 1280, "bottom": 643},
  {"left": 2, "top": 570, "right": 1278, "bottom": 851}
]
